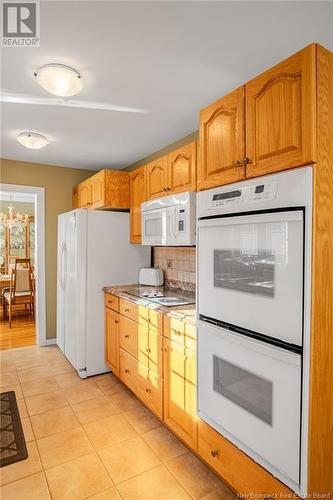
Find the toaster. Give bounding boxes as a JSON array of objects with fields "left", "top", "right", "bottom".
[{"left": 139, "top": 267, "right": 164, "bottom": 287}]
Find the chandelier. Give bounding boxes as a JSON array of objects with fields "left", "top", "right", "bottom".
[{"left": 0, "top": 206, "right": 29, "bottom": 230}]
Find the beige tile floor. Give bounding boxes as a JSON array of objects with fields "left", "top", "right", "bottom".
[{"left": 0, "top": 345, "right": 236, "bottom": 500}]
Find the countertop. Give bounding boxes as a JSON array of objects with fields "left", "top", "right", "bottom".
[{"left": 103, "top": 284, "right": 196, "bottom": 326}]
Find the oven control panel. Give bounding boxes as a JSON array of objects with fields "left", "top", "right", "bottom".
[{"left": 209, "top": 181, "right": 278, "bottom": 209}]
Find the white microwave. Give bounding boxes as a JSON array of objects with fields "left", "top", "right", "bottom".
[{"left": 141, "top": 191, "right": 196, "bottom": 246}]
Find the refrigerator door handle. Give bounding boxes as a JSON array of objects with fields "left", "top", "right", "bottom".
[
  {"left": 63, "top": 243, "right": 68, "bottom": 290},
  {"left": 59, "top": 242, "right": 65, "bottom": 290}
]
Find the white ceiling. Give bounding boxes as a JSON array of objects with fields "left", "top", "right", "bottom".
[{"left": 1, "top": 1, "right": 332, "bottom": 171}]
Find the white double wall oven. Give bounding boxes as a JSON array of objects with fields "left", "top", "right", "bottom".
[{"left": 196, "top": 167, "right": 313, "bottom": 494}]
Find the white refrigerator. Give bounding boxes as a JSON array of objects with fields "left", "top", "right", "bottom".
[{"left": 57, "top": 209, "right": 150, "bottom": 378}]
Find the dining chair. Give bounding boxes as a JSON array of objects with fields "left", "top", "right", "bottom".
[{"left": 3, "top": 258, "right": 35, "bottom": 328}]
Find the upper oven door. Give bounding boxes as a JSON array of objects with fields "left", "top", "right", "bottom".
[{"left": 198, "top": 210, "right": 304, "bottom": 346}]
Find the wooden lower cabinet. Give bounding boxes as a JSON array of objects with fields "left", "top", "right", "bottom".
[
  {"left": 120, "top": 348, "right": 163, "bottom": 420},
  {"left": 104, "top": 293, "right": 119, "bottom": 312},
  {"left": 119, "top": 315, "right": 163, "bottom": 377},
  {"left": 105, "top": 295, "right": 294, "bottom": 494},
  {"left": 104, "top": 307, "right": 120, "bottom": 377},
  {"left": 163, "top": 337, "right": 197, "bottom": 450},
  {"left": 198, "top": 420, "right": 291, "bottom": 495}
]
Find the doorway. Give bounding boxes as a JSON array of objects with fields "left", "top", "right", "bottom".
[{"left": 0, "top": 184, "right": 46, "bottom": 349}]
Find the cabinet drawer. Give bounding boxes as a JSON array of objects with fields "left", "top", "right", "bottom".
[
  {"left": 140, "top": 371, "right": 163, "bottom": 421},
  {"left": 104, "top": 293, "right": 119, "bottom": 312},
  {"left": 119, "top": 348, "right": 139, "bottom": 392},
  {"left": 198, "top": 420, "right": 291, "bottom": 495},
  {"left": 119, "top": 315, "right": 140, "bottom": 359},
  {"left": 120, "top": 298, "right": 163, "bottom": 333},
  {"left": 119, "top": 298, "right": 139, "bottom": 322},
  {"left": 120, "top": 349, "right": 163, "bottom": 420}
]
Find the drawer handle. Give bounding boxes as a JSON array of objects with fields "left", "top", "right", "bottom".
[
  {"left": 125, "top": 335, "right": 130, "bottom": 339},
  {"left": 125, "top": 369, "right": 130, "bottom": 374},
  {"left": 210, "top": 449, "right": 219, "bottom": 458},
  {"left": 125, "top": 308, "right": 131, "bottom": 313},
  {"left": 145, "top": 348, "right": 151, "bottom": 353},
  {"left": 145, "top": 388, "right": 151, "bottom": 393}
]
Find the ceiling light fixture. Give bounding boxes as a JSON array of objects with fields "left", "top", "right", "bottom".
[
  {"left": 17, "top": 132, "right": 49, "bottom": 150},
  {"left": 34, "top": 63, "right": 83, "bottom": 97}
]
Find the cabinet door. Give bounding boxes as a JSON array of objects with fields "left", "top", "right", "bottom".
[
  {"left": 72, "top": 187, "right": 78, "bottom": 209},
  {"left": 148, "top": 331, "right": 163, "bottom": 377},
  {"left": 163, "top": 338, "right": 197, "bottom": 450},
  {"left": 90, "top": 171, "right": 105, "bottom": 209},
  {"left": 105, "top": 308, "right": 119, "bottom": 376},
  {"left": 146, "top": 156, "right": 168, "bottom": 199},
  {"left": 77, "top": 182, "right": 91, "bottom": 208},
  {"left": 245, "top": 44, "right": 316, "bottom": 177},
  {"left": 167, "top": 142, "right": 197, "bottom": 194},
  {"left": 130, "top": 166, "right": 146, "bottom": 244},
  {"left": 198, "top": 87, "right": 245, "bottom": 191}
]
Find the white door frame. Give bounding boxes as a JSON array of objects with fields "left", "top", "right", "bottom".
[{"left": 0, "top": 183, "right": 47, "bottom": 347}]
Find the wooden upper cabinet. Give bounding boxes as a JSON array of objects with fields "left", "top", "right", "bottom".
[
  {"left": 130, "top": 166, "right": 146, "bottom": 244},
  {"left": 245, "top": 44, "right": 316, "bottom": 177},
  {"left": 76, "top": 169, "right": 130, "bottom": 210},
  {"left": 72, "top": 187, "right": 78, "bottom": 209},
  {"left": 167, "top": 142, "right": 197, "bottom": 194},
  {"left": 146, "top": 156, "right": 168, "bottom": 199},
  {"left": 77, "top": 182, "right": 91, "bottom": 208},
  {"left": 90, "top": 170, "right": 105, "bottom": 209},
  {"left": 198, "top": 87, "right": 245, "bottom": 191}
]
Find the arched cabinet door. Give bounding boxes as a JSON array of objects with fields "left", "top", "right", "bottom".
[
  {"left": 130, "top": 166, "right": 146, "bottom": 244},
  {"left": 146, "top": 156, "right": 168, "bottom": 199},
  {"left": 167, "top": 142, "right": 197, "bottom": 194},
  {"left": 245, "top": 44, "right": 316, "bottom": 177},
  {"left": 198, "top": 86, "right": 245, "bottom": 191}
]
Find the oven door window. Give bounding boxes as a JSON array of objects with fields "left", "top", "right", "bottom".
[{"left": 213, "top": 355, "right": 272, "bottom": 424}]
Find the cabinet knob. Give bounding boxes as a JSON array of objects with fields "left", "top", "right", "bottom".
[
  {"left": 146, "top": 388, "right": 151, "bottom": 393},
  {"left": 125, "top": 369, "right": 130, "bottom": 374},
  {"left": 210, "top": 449, "right": 219, "bottom": 458},
  {"left": 125, "top": 335, "right": 130, "bottom": 339},
  {"left": 234, "top": 160, "right": 243, "bottom": 168},
  {"left": 243, "top": 157, "right": 252, "bottom": 166},
  {"left": 125, "top": 308, "right": 130, "bottom": 313},
  {"left": 115, "top": 320, "right": 119, "bottom": 324}
]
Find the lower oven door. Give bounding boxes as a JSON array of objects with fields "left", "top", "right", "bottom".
[{"left": 198, "top": 320, "right": 301, "bottom": 486}]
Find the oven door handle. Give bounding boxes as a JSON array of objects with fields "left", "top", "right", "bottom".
[{"left": 198, "top": 210, "right": 303, "bottom": 228}]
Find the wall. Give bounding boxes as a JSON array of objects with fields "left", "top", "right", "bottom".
[
  {"left": 0, "top": 201, "right": 35, "bottom": 216},
  {"left": 153, "top": 247, "right": 196, "bottom": 292},
  {"left": 0, "top": 159, "right": 95, "bottom": 339},
  {"left": 125, "top": 131, "right": 198, "bottom": 171}
]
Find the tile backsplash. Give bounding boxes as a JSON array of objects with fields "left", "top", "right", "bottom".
[{"left": 153, "top": 247, "right": 196, "bottom": 292}]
